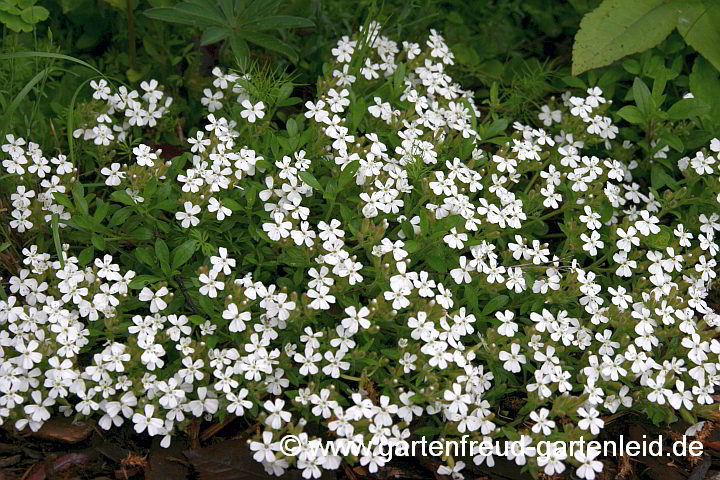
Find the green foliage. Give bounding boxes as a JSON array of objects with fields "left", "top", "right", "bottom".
[
  {"left": 144, "top": 0, "right": 315, "bottom": 65},
  {"left": 0, "top": 0, "right": 48, "bottom": 32},
  {"left": 573, "top": 0, "right": 720, "bottom": 75}
]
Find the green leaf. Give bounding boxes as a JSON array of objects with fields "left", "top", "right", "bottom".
[
  {"left": 572, "top": 0, "right": 678, "bottom": 75},
  {"left": 228, "top": 35, "right": 249, "bottom": 65},
  {"left": 0, "top": 51, "right": 105, "bottom": 77},
  {"left": 426, "top": 246, "right": 447, "bottom": 273},
  {"left": 19, "top": 5, "right": 48, "bottom": 23},
  {"left": 51, "top": 213, "right": 64, "bottom": 268},
  {"left": 91, "top": 233, "right": 106, "bottom": 251},
  {"left": 143, "top": 4, "right": 225, "bottom": 27},
  {"left": 465, "top": 284, "right": 479, "bottom": 312},
  {"left": 0, "top": 67, "right": 52, "bottom": 132},
  {"left": 482, "top": 295, "right": 509, "bottom": 316},
  {"left": 108, "top": 207, "right": 134, "bottom": 227},
  {"left": 338, "top": 160, "right": 360, "bottom": 188},
  {"left": 171, "top": 240, "right": 197, "bottom": 270},
  {"left": 689, "top": 57, "right": 720, "bottom": 125},
  {"left": 298, "top": 170, "right": 323, "bottom": 192},
  {"left": 245, "top": 15, "right": 314, "bottom": 30},
  {"left": 632, "top": 77, "right": 653, "bottom": 116},
  {"left": 286, "top": 118, "right": 298, "bottom": 137},
  {"left": 129, "top": 275, "right": 164, "bottom": 289},
  {"left": 155, "top": 239, "right": 170, "bottom": 270},
  {"left": 660, "top": 134, "right": 684, "bottom": 152},
  {"left": 676, "top": 0, "right": 720, "bottom": 72},
  {"left": 78, "top": 246, "right": 95, "bottom": 266},
  {"left": 72, "top": 182, "right": 88, "bottom": 215},
  {"left": 666, "top": 97, "right": 711, "bottom": 120},
  {"left": 52, "top": 192, "right": 74, "bottom": 211},
  {"left": 200, "top": 26, "right": 231, "bottom": 45},
  {"left": 616, "top": 104, "right": 646, "bottom": 125},
  {"left": 135, "top": 246, "right": 156, "bottom": 267},
  {"left": 129, "top": 227, "right": 153, "bottom": 241},
  {"left": 242, "top": 31, "right": 298, "bottom": 62}
]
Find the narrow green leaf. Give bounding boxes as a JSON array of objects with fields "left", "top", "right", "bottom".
[
  {"left": 51, "top": 213, "right": 64, "bottom": 268},
  {"left": 482, "top": 295, "right": 509, "bottom": 316},
  {"left": 632, "top": 77, "right": 653, "bottom": 116},
  {"left": 243, "top": 31, "right": 298, "bottom": 62},
  {"left": 155, "top": 239, "right": 170, "bottom": 269},
  {"left": 171, "top": 240, "right": 197, "bottom": 270},
  {"left": 244, "top": 15, "right": 314, "bottom": 30},
  {"left": 338, "top": 160, "right": 360, "bottom": 188},
  {"left": 298, "top": 170, "right": 323, "bottom": 192}
]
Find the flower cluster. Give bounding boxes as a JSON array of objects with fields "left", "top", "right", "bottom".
[
  {"left": 73, "top": 78, "right": 173, "bottom": 146},
  {"left": 3, "top": 135, "right": 75, "bottom": 232},
  {"left": 1, "top": 23, "right": 719, "bottom": 480}
]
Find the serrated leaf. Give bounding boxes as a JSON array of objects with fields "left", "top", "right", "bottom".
[{"left": 572, "top": 0, "right": 678, "bottom": 75}]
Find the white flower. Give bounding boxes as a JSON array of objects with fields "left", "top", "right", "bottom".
[
  {"left": 138, "top": 286, "right": 169, "bottom": 313},
  {"left": 208, "top": 197, "right": 232, "bottom": 221},
  {"left": 499, "top": 343, "right": 525, "bottom": 373},
  {"left": 264, "top": 399, "right": 291, "bottom": 429},
  {"left": 132, "top": 405, "right": 164, "bottom": 436},
  {"left": 199, "top": 270, "right": 224, "bottom": 298},
  {"left": 101, "top": 163, "right": 125, "bottom": 186},
  {"left": 176, "top": 201, "right": 201, "bottom": 228},
  {"left": 240, "top": 100, "right": 265, "bottom": 123}
]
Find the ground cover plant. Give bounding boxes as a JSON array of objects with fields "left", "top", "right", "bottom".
[{"left": 1, "top": 2, "right": 720, "bottom": 480}]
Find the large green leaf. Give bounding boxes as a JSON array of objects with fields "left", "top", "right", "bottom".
[
  {"left": 572, "top": 0, "right": 679, "bottom": 75},
  {"left": 144, "top": 4, "right": 225, "bottom": 27},
  {"left": 676, "top": 0, "right": 720, "bottom": 72},
  {"left": 245, "top": 15, "right": 314, "bottom": 30},
  {"left": 243, "top": 31, "right": 298, "bottom": 62},
  {"left": 666, "top": 97, "right": 711, "bottom": 119},
  {"left": 689, "top": 56, "right": 720, "bottom": 129}
]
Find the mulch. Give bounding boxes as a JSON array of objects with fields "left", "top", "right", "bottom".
[{"left": 3, "top": 411, "right": 720, "bottom": 480}]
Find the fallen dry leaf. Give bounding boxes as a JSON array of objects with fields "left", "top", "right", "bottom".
[
  {"left": 145, "top": 436, "right": 190, "bottom": 480},
  {"left": 184, "top": 439, "right": 318, "bottom": 480},
  {"left": 24, "top": 418, "right": 94, "bottom": 443},
  {"left": 49, "top": 452, "right": 91, "bottom": 475}
]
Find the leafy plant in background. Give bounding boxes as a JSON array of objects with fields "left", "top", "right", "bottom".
[
  {"left": 144, "top": 0, "right": 315, "bottom": 66},
  {"left": 2, "top": 20, "right": 720, "bottom": 480},
  {"left": 573, "top": 0, "right": 720, "bottom": 75},
  {"left": 0, "top": 0, "right": 48, "bottom": 32}
]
